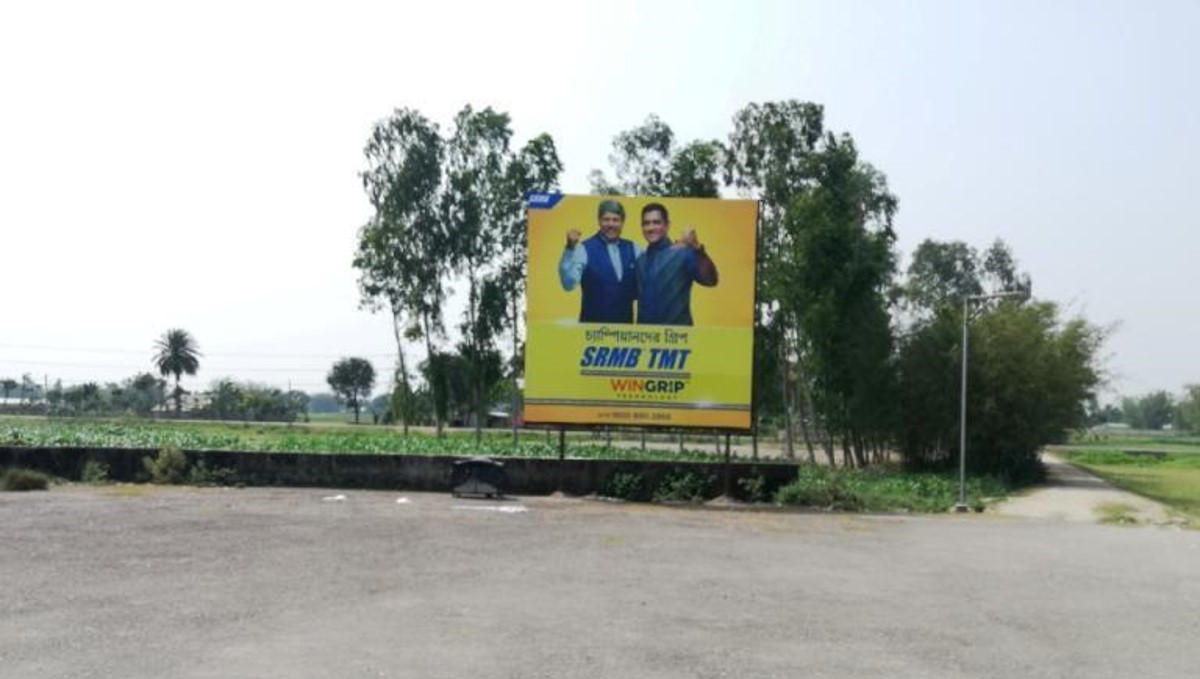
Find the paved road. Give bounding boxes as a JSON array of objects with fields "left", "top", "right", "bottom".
[{"left": 2, "top": 486, "right": 1198, "bottom": 678}]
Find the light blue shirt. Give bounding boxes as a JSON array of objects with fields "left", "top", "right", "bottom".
[{"left": 559, "top": 238, "right": 644, "bottom": 290}]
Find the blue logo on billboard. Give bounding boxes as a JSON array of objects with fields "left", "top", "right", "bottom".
[{"left": 525, "top": 192, "right": 563, "bottom": 209}]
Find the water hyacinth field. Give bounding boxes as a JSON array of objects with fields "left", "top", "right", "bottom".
[{"left": 0, "top": 417, "right": 744, "bottom": 463}]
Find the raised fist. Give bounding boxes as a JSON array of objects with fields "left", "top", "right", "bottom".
[
  {"left": 681, "top": 228, "right": 701, "bottom": 249},
  {"left": 566, "top": 229, "right": 582, "bottom": 248}
]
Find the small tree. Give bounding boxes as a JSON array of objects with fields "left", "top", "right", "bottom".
[
  {"left": 0, "top": 378, "right": 16, "bottom": 403},
  {"left": 153, "top": 328, "right": 201, "bottom": 417},
  {"left": 326, "top": 358, "right": 376, "bottom": 424},
  {"left": 1176, "top": 385, "right": 1200, "bottom": 433}
]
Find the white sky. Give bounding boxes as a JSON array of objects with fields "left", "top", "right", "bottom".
[{"left": 1, "top": 0, "right": 1196, "bottom": 399}]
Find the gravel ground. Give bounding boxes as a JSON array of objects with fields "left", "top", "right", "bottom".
[{"left": 2, "top": 485, "right": 1199, "bottom": 679}]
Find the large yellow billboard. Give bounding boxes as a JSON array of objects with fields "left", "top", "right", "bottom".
[{"left": 523, "top": 193, "right": 758, "bottom": 430}]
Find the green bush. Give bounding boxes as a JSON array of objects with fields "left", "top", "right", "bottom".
[
  {"left": 774, "top": 466, "right": 1006, "bottom": 513},
  {"left": 774, "top": 466, "right": 864, "bottom": 510},
  {"left": 80, "top": 459, "right": 110, "bottom": 484},
  {"left": 186, "top": 461, "right": 238, "bottom": 486},
  {"left": 736, "top": 474, "right": 768, "bottom": 503},
  {"left": 143, "top": 446, "right": 189, "bottom": 484},
  {"left": 2, "top": 467, "right": 51, "bottom": 491},
  {"left": 601, "top": 471, "right": 647, "bottom": 501},
  {"left": 653, "top": 471, "right": 713, "bottom": 503}
]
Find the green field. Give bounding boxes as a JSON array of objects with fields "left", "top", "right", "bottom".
[
  {"left": 0, "top": 416, "right": 744, "bottom": 463},
  {"left": 1058, "top": 444, "right": 1200, "bottom": 522}
]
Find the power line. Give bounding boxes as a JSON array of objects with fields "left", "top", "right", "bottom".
[
  {"left": 0, "top": 358, "right": 386, "bottom": 373},
  {"left": 0, "top": 342, "right": 398, "bottom": 360}
]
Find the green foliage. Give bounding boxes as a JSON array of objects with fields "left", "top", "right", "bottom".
[
  {"left": 590, "top": 115, "right": 724, "bottom": 199},
  {"left": 652, "top": 471, "right": 714, "bottom": 503},
  {"left": 356, "top": 107, "right": 448, "bottom": 434},
  {"left": 736, "top": 474, "right": 768, "bottom": 503},
  {"left": 326, "top": 358, "right": 376, "bottom": 424},
  {"left": 779, "top": 133, "right": 899, "bottom": 463},
  {"left": 1121, "top": 391, "right": 1176, "bottom": 430},
  {"left": 1176, "top": 385, "right": 1200, "bottom": 433},
  {"left": 186, "top": 461, "right": 237, "bottom": 486},
  {"left": 903, "top": 239, "right": 1030, "bottom": 314},
  {"left": 0, "top": 418, "right": 742, "bottom": 462},
  {"left": 153, "top": 328, "right": 201, "bottom": 416},
  {"left": 1095, "top": 502, "right": 1140, "bottom": 525},
  {"left": 601, "top": 471, "right": 647, "bottom": 501},
  {"left": 774, "top": 466, "right": 1006, "bottom": 513},
  {"left": 201, "top": 379, "right": 306, "bottom": 423},
  {"left": 724, "top": 100, "right": 825, "bottom": 219},
  {"left": 144, "top": 446, "right": 189, "bottom": 484},
  {"left": 2, "top": 467, "right": 51, "bottom": 491},
  {"left": 0, "top": 378, "right": 17, "bottom": 402},
  {"left": 897, "top": 247, "right": 1104, "bottom": 483},
  {"left": 80, "top": 459, "right": 110, "bottom": 484},
  {"left": 1063, "top": 449, "right": 1200, "bottom": 469},
  {"left": 903, "top": 240, "right": 983, "bottom": 312},
  {"left": 442, "top": 104, "right": 522, "bottom": 443},
  {"left": 307, "top": 393, "right": 341, "bottom": 414}
]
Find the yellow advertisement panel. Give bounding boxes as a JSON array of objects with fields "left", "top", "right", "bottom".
[{"left": 524, "top": 194, "right": 758, "bottom": 430}]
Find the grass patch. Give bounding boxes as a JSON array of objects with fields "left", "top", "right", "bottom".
[
  {"left": 1061, "top": 449, "right": 1200, "bottom": 525},
  {"left": 1095, "top": 502, "right": 1140, "bottom": 526},
  {"left": 1058, "top": 434, "right": 1200, "bottom": 455},
  {"left": 774, "top": 466, "right": 1007, "bottom": 513},
  {"left": 105, "top": 484, "right": 152, "bottom": 498}
]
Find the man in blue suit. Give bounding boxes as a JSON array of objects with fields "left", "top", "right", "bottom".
[
  {"left": 558, "top": 199, "right": 643, "bottom": 323},
  {"left": 635, "top": 202, "right": 719, "bottom": 326}
]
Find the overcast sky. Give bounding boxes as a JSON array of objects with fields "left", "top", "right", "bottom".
[{"left": 2, "top": 0, "right": 1196, "bottom": 399}]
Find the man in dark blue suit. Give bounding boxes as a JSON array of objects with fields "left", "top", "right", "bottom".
[
  {"left": 558, "top": 200, "right": 643, "bottom": 323},
  {"left": 635, "top": 202, "right": 719, "bottom": 326}
]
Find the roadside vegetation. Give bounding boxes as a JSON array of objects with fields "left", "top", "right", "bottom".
[
  {"left": 1058, "top": 446, "right": 1200, "bottom": 524},
  {"left": 2, "top": 467, "right": 51, "bottom": 491},
  {"left": 774, "top": 466, "right": 1005, "bottom": 513},
  {"left": 0, "top": 417, "right": 739, "bottom": 463}
]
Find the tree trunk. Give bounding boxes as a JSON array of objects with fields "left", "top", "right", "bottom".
[
  {"left": 794, "top": 373, "right": 817, "bottom": 465},
  {"left": 778, "top": 331, "right": 796, "bottom": 459},
  {"left": 420, "top": 311, "right": 444, "bottom": 437},
  {"left": 852, "top": 431, "right": 867, "bottom": 468},
  {"left": 391, "top": 306, "right": 411, "bottom": 436},
  {"left": 510, "top": 290, "right": 520, "bottom": 447},
  {"left": 468, "top": 274, "right": 483, "bottom": 449},
  {"left": 751, "top": 416, "right": 759, "bottom": 460}
]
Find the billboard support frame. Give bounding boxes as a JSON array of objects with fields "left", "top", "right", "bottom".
[{"left": 523, "top": 193, "right": 763, "bottom": 469}]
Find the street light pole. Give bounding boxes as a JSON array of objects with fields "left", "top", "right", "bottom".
[
  {"left": 956, "top": 289, "right": 1029, "bottom": 513},
  {"left": 958, "top": 296, "right": 970, "bottom": 511}
]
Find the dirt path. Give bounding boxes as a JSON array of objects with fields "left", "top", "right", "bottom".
[{"left": 993, "top": 453, "right": 1181, "bottom": 526}]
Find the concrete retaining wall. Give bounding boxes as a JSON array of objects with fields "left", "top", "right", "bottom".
[{"left": 0, "top": 447, "right": 800, "bottom": 499}]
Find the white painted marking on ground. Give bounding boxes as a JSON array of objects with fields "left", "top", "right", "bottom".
[
  {"left": 321, "top": 494, "right": 347, "bottom": 502},
  {"left": 451, "top": 505, "right": 528, "bottom": 514},
  {"left": 396, "top": 497, "right": 411, "bottom": 504}
]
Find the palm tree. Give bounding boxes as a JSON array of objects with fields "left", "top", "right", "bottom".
[{"left": 153, "top": 329, "right": 201, "bottom": 417}]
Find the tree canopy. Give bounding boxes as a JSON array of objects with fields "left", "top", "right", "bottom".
[
  {"left": 326, "top": 357, "right": 376, "bottom": 425},
  {"left": 153, "top": 328, "right": 201, "bottom": 417}
]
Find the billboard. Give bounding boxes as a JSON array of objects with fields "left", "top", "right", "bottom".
[{"left": 523, "top": 193, "right": 758, "bottom": 430}]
